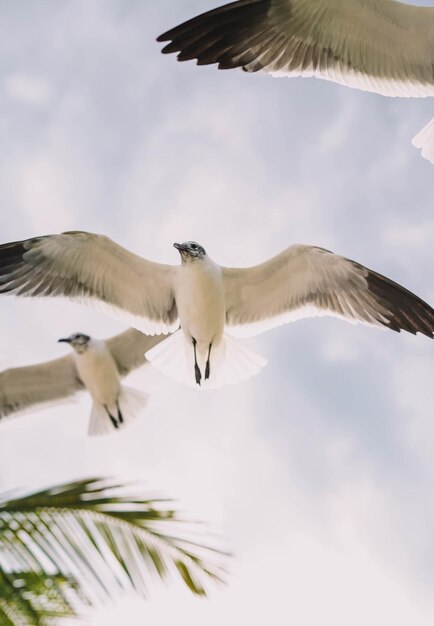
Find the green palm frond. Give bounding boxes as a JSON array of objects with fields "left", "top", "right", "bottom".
[
  {"left": 0, "top": 568, "right": 86, "bottom": 625},
  {"left": 0, "top": 477, "right": 229, "bottom": 624}
]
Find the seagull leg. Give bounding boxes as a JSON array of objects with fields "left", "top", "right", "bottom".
[
  {"left": 104, "top": 405, "right": 119, "bottom": 429},
  {"left": 205, "top": 343, "right": 212, "bottom": 380},
  {"left": 192, "top": 337, "right": 202, "bottom": 386},
  {"left": 116, "top": 401, "right": 124, "bottom": 424}
]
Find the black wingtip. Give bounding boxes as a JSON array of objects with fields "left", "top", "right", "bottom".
[
  {"left": 156, "top": 0, "right": 271, "bottom": 69},
  {"left": 161, "top": 41, "right": 183, "bottom": 55},
  {"left": 157, "top": 31, "right": 172, "bottom": 43},
  {"left": 366, "top": 269, "right": 434, "bottom": 339}
]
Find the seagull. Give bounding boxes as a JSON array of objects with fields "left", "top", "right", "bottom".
[
  {"left": 0, "top": 231, "right": 433, "bottom": 388},
  {"left": 0, "top": 328, "right": 165, "bottom": 435},
  {"left": 157, "top": 0, "right": 434, "bottom": 164}
]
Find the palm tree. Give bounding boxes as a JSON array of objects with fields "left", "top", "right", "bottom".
[{"left": 0, "top": 477, "right": 228, "bottom": 625}]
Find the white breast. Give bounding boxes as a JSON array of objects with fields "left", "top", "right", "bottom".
[
  {"left": 74, "top": 340, "right": 120, "bottom": 405},
  {"left": 175, "top": 258, "right": 225, "bottom": 346}
]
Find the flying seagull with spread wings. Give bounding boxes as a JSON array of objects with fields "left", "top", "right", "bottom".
[
  {"left": 0, "top": 231, "right": 433, "bottom": 388},
  {"left": 158, "top": 0, "right": 434, "bottom": 164},
  {"left": 0, "top": 328, "right": 165, "bottom": 435}
]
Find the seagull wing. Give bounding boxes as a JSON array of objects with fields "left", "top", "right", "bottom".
[
  {"left": 0, "top": 355, "right": 83, "bottom": 420},
  {"left": 106, "top": 328, "right": 170, "bottom": 377},
  {"left": 0, "top": 232, "right": 178, "bottom": 335},
  {"left": 158, "top": 0, "right": 434, "bottom": 97},
  {"left": 223, "top": 244, "right": 434, "bottom": 338}
]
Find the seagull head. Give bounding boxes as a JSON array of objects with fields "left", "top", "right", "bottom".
[
  {"left": 58, "top": 332, "right": 91, "bottom": 354},
  {"left": 173, "top": 241, "right": 206, "bottom": 263}
]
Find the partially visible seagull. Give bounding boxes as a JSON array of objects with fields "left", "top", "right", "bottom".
[
  {"left": 0, "top": 328, "right": 165, "bottom": 435},
  {"left": 0, "top": 231, "right": 433, "bottom": 388},
  {"left": 157, "top": 0, "right": 434, "bottom": 164}
]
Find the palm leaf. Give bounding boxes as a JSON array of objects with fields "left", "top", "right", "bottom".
[
  {"left": 0, "top": 567, "right": 87, "bottom": 625},
  {"left": 0, "top": 476, "right": 228, "bottom": 616}
]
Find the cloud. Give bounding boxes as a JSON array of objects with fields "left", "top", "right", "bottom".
[{"left": 3, "top": 73, "right": 54, "bottom": 106}]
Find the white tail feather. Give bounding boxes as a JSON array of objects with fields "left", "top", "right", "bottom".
[
  {"left": 412, "top": 118, "right": 434, "bottom": 164},
  {"left": 87, "top": 386, "right": 148, "bottom": 437},
  {"left": 145, "top": 330, "right": 267, "bottom": 389}
]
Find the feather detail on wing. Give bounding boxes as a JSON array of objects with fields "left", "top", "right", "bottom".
[
  {"left": 0, "top": 355, "right": 83, "bottom": 420},
  {"left": 158, "top": 0, "right": 434, "bottom": 98},
  {"left": 106, "top": 328, "right": 171, "bottom": 377},
  {"left": 0, "top": 232, "right": 179, "bottom": 335},
  {"left": 223, "top": 245, "right": 434, "bottom": 338}
]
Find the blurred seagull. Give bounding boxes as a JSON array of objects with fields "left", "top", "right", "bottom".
[
  {"left": 0, "top": 231, "right": 434, "bottom": 388},
  {"left": 158, "top": 0, "right": 434, "bottom": 164},
  {"left": 0, "top": 328, "right": 164, "bottom": 435}
]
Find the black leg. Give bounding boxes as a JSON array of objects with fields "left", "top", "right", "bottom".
[
  {"left": 104, "top": 405, "right": 119, "bottom": 429},
  {"left": 192, "top": 337, "right": 202, "bottom": 386},
  {"left": 116, "top": 401, "right": 124, "bottom": 424},
  {"left": 205, "top": 343, "right": 212, "bottom": 380}
]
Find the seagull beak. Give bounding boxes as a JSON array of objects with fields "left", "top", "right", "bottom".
[
  {"left": 58, "top": 337, "right": 71, "bottom": 343},
  {"left": 173, "top": 242, "right": 188, "bottom": 252}
]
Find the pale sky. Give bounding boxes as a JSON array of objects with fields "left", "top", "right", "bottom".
[{"left": 1, "top": 1, "right": 434, "bottom": 625}]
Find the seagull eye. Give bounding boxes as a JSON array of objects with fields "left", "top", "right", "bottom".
[{"left": 191, "top": 244, "right": 197, "bottom": 250}]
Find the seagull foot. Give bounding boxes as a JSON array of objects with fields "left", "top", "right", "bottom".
[
  {"left": 195, "top": 364, "right": 202, "bottom": 386},
  {"left": 205, "top": 343, "right": 211, "bottom": 380},
  {"left": 109, "top": 414, "right": 119, "bottom": 429},
  {"left": 192, "top": 337, "right": 202, "bottom": 386},
  {"left": 105, "top": 406, "right": 120, "bottom": 429},
  {"left": 117, "top": 402, "right": 124, "bottom": 424}
]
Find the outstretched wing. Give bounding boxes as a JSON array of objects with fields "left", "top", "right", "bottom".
[
  {"left": 0, "top": 232, "right": 178, "bottom": 335},
  {"left": 106, "top": 328, "right": 171, "bottom": 377},
  {"left": 223, "top": 244, "right": 434, "bottom": 338},
  {"left": 158, "top": 0, "right": 434, "bottom": 98},
  {"left": 0, "top": 355, "right": 83, "bottom": 419}
]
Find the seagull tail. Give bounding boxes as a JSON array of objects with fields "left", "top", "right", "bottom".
[
  {"left": 145, "top": 330, "right": 194, "bottom": 386},
  {"left": 411, "top": 118, "right": 434, "bottom": 164},
  {"left": 210, "top": 334, "right": 268, "bottom": 389},
  {"left": 87, "top": 386, "right": 148, "bottom": 437},
  {"left": 145, "top": 329, "right": 267, "bottom": 389}
]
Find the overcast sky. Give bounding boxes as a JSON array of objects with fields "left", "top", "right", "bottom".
[{"left": 1, "top": 1, "right": 434, "bottom": 624}]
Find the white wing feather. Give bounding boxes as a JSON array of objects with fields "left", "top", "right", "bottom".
[
  {"left": 159, "top": 0, "right": 434, "bottom": 162},
  {"left": 0, "top": 232, "right": 179, "bottom": 335},
  {"left": 106, "top": 328, "right": 170, "bottom": 376},
  {"left": 160, "top": 0, "right": 434, "bottom": 98},
  {"left": 412, "top": 117, "right": 434, "bottom": 164},
  {"left": 0, "top": 355, "right": 83, "bottom": 419},
  {"left": 223, "top": 244, "right": 434, "bottom": 338}
]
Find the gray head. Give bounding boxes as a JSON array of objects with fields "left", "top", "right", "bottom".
[
  {"left": 58, "top": 332, "right": 91, "bottom": 354},
  {"left": 173, "top": 241, "right": 206, "bottom": 263}
]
